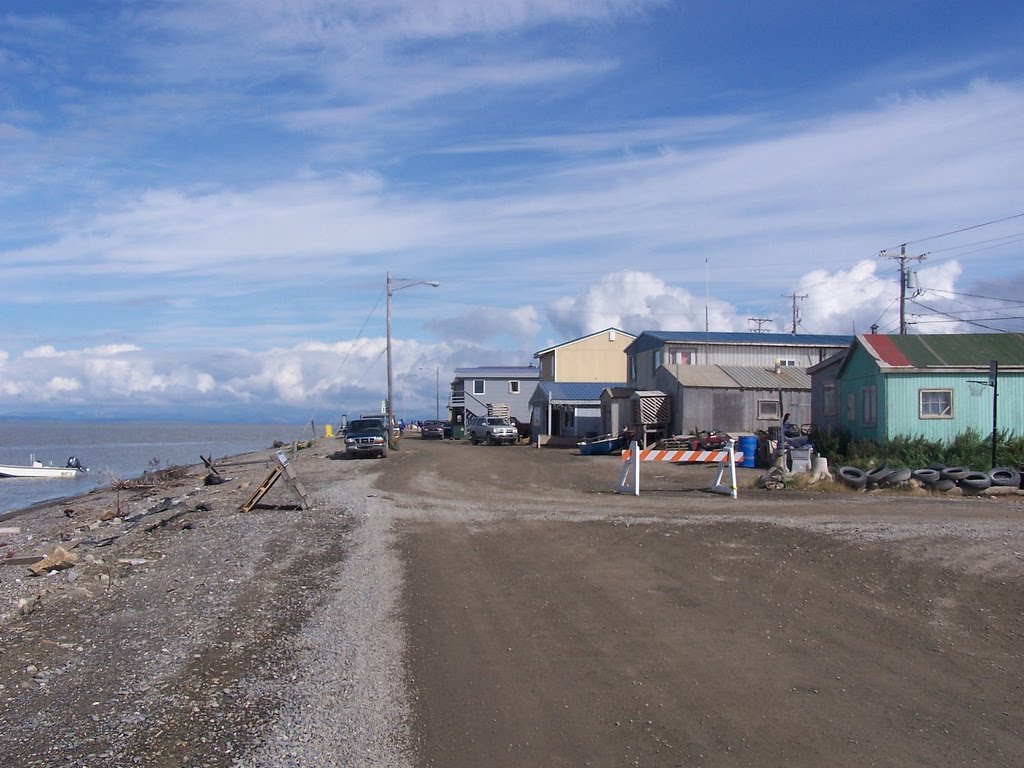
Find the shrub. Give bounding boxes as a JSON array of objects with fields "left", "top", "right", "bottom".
[{"left": 810, "top": 427, "right": 1022, "bottom": 470}]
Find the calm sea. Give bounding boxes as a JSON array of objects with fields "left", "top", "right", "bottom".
[{"left": 0, "top": 420, "right": 310, "bottom": 516}]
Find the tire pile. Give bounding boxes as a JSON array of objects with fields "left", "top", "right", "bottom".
[{"left": 837, "top": 463, "right": 1022, "bottom": 493}]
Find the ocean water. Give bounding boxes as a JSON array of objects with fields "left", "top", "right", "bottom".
[{"left": 0, "top": 420, "right": 310, "bottom": 516}]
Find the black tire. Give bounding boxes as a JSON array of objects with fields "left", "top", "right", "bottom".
[
  {"left": 911, "top": 468, "right": 941, "bottom": 485},
  {"left": 880, "top": 467, "right": 912, "bottom": 486},
  {"left": 487, "top": 433, "right": 497, "bottom": 446},
  {"left": 959, "top": 471, "right": 992, "bottom": 492},
  {"left": 925, "top": 462, "right": 946, "bottom": 472},
  {"left": 471, "top": 433, "right": 479, "bottom": 445},
  {"left": 940, "top": 466, "right": 969, "bottom": 482},
  {"left": 837, "top": 466, "right": 868, "bottom": 490},
  {"left": 932, "top": 478, "right": 956, "bottom": 492},
  {"left": 989, "top": 467, "right": 1021, "bottom": 488},
  {"left": 866, "top": 465, "right": 890, "bottom": 488}
]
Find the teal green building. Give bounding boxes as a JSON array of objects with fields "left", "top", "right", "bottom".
[{"left": 814, "top": 333, "right": 1024, "bottom": 443}]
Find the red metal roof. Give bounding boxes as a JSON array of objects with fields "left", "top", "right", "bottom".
[{"left": 863, "top": 334, "right": 912, "bottom": 366}]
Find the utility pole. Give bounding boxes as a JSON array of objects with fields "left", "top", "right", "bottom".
[
  {"left": 747, "top": 317, "right": 773, "bottom": 333},
  {"left": 880, "top": 244, "right": 926, "bottom": 334},
  {"left": 782, "top": 293, "right": 807, "bottom": 335}
]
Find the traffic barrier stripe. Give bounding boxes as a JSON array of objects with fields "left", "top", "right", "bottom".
[{"left": 622, "top": 448, "right": 742, "bottom": 464}]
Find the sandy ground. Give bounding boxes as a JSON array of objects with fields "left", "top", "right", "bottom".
[{"left": 1, "top": 436, "right": 1023, "bottom": 767}]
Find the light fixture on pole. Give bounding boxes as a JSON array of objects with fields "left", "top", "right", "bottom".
[{"left": 386, "top": 271, "right": 440, "bottom": 449}]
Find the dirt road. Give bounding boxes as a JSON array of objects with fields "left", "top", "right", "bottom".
[
  {"left": 388, "top": 439, "right": 1024, "bottom": 767},
  {"left": 2, "top": 436, "right": 1022, "bottom": 767}
]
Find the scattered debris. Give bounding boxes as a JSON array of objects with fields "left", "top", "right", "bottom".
[{"left": 28, "top": 541, "right": 81, "bottom": 576}]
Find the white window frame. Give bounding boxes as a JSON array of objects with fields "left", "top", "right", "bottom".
[
  {"left": 776, "top": 358, "right": 797, "bottom": 367},
  {"left": 473, "top": 379, "right": 485, "bottom": 395},
  {"left": 757, "top": 399, "right": 780, "bottom": 420},
  {"left": 509, "top": 380, "right": 520, "bottom": 395},
  {"left": 919, "top": 388, "right": 953, "bottom": 419},
  {"left": 862, "top": 386, "right": 877, "bottom": 427}
]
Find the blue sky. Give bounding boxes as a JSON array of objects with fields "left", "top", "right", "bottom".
[{"left": 2, "top": 1, "right": 1024, "bottom": 422}]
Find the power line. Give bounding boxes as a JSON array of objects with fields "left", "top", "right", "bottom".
[
  {"left": 883, "top": 212, "right": 1024, "bottom": 252},
  {"left": 921, "top": 286, "right": 1024, "bottom": 306},
  {"left": 908, "top": 299, "right": 1020, "bottom": 333}
]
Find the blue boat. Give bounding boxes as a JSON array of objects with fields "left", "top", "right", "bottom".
[{"left": 577, "top": 434, "right": 628, "bottom": 456}]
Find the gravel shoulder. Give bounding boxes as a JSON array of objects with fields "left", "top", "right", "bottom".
[{"left": 2, "top": 437, "right": 1023, "bottom": 767}]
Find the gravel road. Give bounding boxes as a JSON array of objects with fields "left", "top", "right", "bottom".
[{"left": 2, "top": 436, "right": 1023, "bottom": 767}]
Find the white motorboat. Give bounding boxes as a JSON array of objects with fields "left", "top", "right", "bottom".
[{"left": 0, "top": 455, "right": 88, "bottom": 479}]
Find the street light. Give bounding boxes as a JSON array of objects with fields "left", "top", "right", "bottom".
[
  {"left": 419, "top": 365, "right": 440, "bottom": 420},
  {"left": 387, "top": 271, "right": 439, "bottom": 449}
]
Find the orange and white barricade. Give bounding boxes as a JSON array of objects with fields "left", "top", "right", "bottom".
[{"left": 615, "top": 440, "right": 742, "bottom": 498}]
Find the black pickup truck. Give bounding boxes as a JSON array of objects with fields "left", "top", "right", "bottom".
[{"left": 343, "top": 418, "right": 389, "bottom": 459}]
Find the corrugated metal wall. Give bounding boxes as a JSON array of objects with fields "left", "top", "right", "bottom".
[{"left": 885, "top": 372, "right": 1023, "bottom": 441}]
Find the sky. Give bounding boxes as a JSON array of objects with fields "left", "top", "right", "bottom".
[{"left": 2, "top": 0, "right": 1024, "bottom": 423}]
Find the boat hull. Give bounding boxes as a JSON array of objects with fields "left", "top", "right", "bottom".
[
  {"left": 577, "top": 435, "right": 627, "bottom": 456},
  {"left": 0, "top": 463, "right": 84, "bottom": 479}
]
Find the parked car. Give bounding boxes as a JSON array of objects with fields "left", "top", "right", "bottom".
[
  {"left": 468, "top": 416, "right": 519, "bottom": 445},
  {"left": 343, "top": 418, "right": 389, "bottom": 459},
  {"left": 421, "top": 420, "right": 446, "bottom": 439}
]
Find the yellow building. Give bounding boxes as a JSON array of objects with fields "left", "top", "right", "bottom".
[{"left": 533, "top": 327, "right": 635, "bottom": 382}]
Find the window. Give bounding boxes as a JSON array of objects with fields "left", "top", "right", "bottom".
[
  {"left": 629, "top": 355, "right": 637, "bottom": 382},
  {"left": 667, "top": 347, "right": 695, "bottom": 365},
  {"left": 862, "top": 386, "right": 877, "bottom": 427},
  {"left": 777, "top": 358, "right": 797, "bottom": 367},
  {"left": 473, "top": 380, "right": 485, "bottom": 395},
  {"left": 653, "top": 350, "right": 662, "bottom": 372},
  {"left": 509, "top": 380, "right": 520, "bottom": 394},
  {"left": 823, "top": 383, "right": 837, "bottom": 417},
  {"left": 757, "top": 400, "right": 780, "bottom": 419},
  {"left": 846, "top": 393, "right": 856, "bottom": 421},
  {"left": 920, "top": 389, "right": 953, "bottom": 419}
]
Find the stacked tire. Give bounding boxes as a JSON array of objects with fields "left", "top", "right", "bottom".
[{"left": 836, "top": 463, "right": 1021, "bottom": 493}]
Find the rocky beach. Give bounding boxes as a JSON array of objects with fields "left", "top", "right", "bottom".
[{"left": 2, "top": 437, "right": 1023, "bottom": 767}]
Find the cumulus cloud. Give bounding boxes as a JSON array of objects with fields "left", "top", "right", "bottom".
[
  {"left": 46, "top": 376, "right": 80, "bottom": 395},
  {"left": 425, "top": 305, "right": 541, "bottom": 344},
  {"left": 546, "top": 270, "right": 742, "bottom": 339},
  {"left": 794, "top": 258, "right": 970, "bottom": 334}
]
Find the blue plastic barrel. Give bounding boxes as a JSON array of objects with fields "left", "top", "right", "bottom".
[{"left": 738, "top": 434, "right": 757, "bottom": 468}]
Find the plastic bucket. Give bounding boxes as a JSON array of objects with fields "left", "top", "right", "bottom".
[{"left": 738, "top": 435, "right": 757, "bottom": 468}]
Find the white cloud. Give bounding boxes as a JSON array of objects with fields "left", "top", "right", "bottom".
[
  {"left": 547, "top": 271, "right": 742, "bottom": 339},
  {"left": 46, "top": 376, "right": 80, "bottom": 395},
  {"left": 425, "top": 306, "right": 541, "bottom": 343}
]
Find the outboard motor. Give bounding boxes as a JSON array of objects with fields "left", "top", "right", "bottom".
[{"left": 66, "top": 456, "right": 82, "bottom": 470}]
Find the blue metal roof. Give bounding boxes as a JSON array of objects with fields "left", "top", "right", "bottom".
[
  {"left": 625, "top": 330, "right": 853, "bottom": 354},
  {"left": 529, "top": 381, "right": 620, "bottom": 404}
]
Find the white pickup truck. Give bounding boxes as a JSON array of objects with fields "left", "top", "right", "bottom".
[{"left": 468, "top": 416, "right": 519, "bottom": 445}]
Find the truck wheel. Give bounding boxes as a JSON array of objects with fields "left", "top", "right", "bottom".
[
  {"left": 471, "top": 433, "right": 479, "bottom": 445},
  {"left": 487, "top": 433, "right": 497, "bottom": 446}
]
